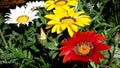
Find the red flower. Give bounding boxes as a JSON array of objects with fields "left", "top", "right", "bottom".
[{"left": 59, "top": 31, "right": 110, "bottom": 64}]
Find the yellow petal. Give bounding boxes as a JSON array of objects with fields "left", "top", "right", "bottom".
[
  {"left": 67, "top": 26, "right": 74, "bottom": 37},
  {"left": 45, "top": 1, "right": 54, "bottom": 8},
  {"left": 51, "top": 25, "right": 59, "bottom": 33},
  {"left": 61, "top": 24, "right": 67, "bottom": 31},
  {"left": 77, "top": 22, "right": 85, "bottom": 27},
  {"left": 47, "top": 20, "right": 60, "bottom": 25},
  {"left": 45, "top": 14, "right": 57, "bottom": 20},
  {"left": 74, "top": 10, "right": 85, "bottom": 16},
  {"left": 70, "top": 24, "right": 78, "bottom": 32},
  {"left": 68, "top": 8, "right": 75, "bottom": 16},
  {"left": 45, "top": 1, "right": 54, "bottom": 4},
  {"left": 45, "top": 4, "right": 50, "bottom": 8},
  {"left": 53, "top": 8, "right": 67, "bottom": 17},
  {"left": 55, "top": 6, "right": 66, "bottom": 12},
  {"left": 57, "top": 25, "right": 62, "bottom": 34},
  {"left": 47, "top": 5, "right": 55, "bottom": 11},
  {"left": 62, "top": 5, "right": 70, "bottom": 10},
  {"left": 79, "top": 15, "right": 91, "bottom": 25},
  {"left": 75, "top": 19, "right": 85, "bottom": 27},
  {"left": 45, "top": 4, "right": 51, "bottom": 8},
  {"left": 46, "top": 25, "right": 53, "bottom": 29},
  {"left": 67, "top": 1, "right": 78, "bottom": 6},
  {"left": 45, "top": 14, "right": 56, "bottom": 19}
]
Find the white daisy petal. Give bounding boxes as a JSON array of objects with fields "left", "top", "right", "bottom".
[
  {"left": 4, "top": 6, "right": 39, "bottom": 27},
  {"left": 26, "top": 1, "right": 45, "bottom": 9}
]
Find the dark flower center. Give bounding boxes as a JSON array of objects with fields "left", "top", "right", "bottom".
[
  {"left": 60, "top": 16, "right": 76, "bottom": 24},
  {"left": 54, "top": 0, "right": 67, "bottom": 6}
]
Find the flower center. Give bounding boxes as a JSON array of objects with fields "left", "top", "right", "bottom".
[
  {"left": 54, "top": 0, "right": 67, "bottom": 6},
  {"left": 17, "top": 15, "right": 29, "bottom": 23},
  {"left": 60, "top": 17, "right": 76, "bottom": 24},
  {"left": 76, "top": 43, "right": 93, "bottom": 56}
]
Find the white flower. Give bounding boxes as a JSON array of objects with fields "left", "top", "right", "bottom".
[
  {"left": 5, "top": 6, "right": 39, "bottom": 27},
  {"left": 26, "top": 1, "right": 44, "bottom": 9}
]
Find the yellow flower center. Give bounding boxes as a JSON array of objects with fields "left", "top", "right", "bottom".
[
  {"left": 60, "top": 17, "right": 76, "bottom": 24},
  {"left": 54, "top": 0, "right": 67, "bottom": 6},
  {"left": 17, "top": 15, "right": 29, "bottom": 23},
  {"left": 76, "top": 43, "right": 93, "bottom": 56}
]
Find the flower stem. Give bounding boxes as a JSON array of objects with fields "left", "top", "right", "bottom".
[
  {"left": 107, "top": 45, "right": 116, "bottom": 68},
  {"left": 113, "top": 0, "right": 119, "bottom": 24},
  {"left": 0, "top": 29, "right": 8, "bottom": 49}
]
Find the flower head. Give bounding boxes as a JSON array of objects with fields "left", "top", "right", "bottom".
[
  {"left": 5, "top": 6, "right": 39, "bottom": 27},
  {"left": 59, "top": 31, "right": 110, "bottom": 64},
  {"left": 45, "top": 0, "right": 78, "bottom": 11},
  {"left": 26, "top": 1, "right": 45, "bottom": 9},
  {"left": 45, "top": 8, "right": 91, "bottom": 37}
]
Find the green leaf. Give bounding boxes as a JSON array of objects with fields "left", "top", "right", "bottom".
[
  {"left": 107, "top": 26, "right": 120, "bottom": 38},
  {"left": 48, "top": 37, "right": 59, "bottom": 46},
  {"left": 45, "top": 42, "right": 58, "bottom": 50},
  {"left": 30, "top": 45, "right": 39, "bottom": 52},
  {"left": 28, "top": 51, "right": 32, "bottom": 59},
  {"left": 49, "top": 51, "right": 59, "bottom": 59},
  {"left": 23, "top": 50, "right": 27, "bottom": 58}
]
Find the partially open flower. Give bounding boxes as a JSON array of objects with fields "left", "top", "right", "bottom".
[
  {"left": 45, "top": 0, "right": 78, "bottom": 11},
  {"left": 40, "top": 28, "right": 47, "bottom": 40},
  {"left": 26, "top": 1, "right": 45, "bottom": 9},
  {"left": 115, "top": 32, "right": 119, "bottom": 41}
]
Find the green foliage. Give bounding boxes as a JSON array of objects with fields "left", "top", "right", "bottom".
[{"left": 0, "top": 0, "right": 120, "bottom": 68}]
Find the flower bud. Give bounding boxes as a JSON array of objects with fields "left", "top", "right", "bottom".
[
  {"left": 115, "top": 32, "right": 119, "bottom": 42},
  {"left": 40, "top": 28, "right": 47, "bottom": 40}
]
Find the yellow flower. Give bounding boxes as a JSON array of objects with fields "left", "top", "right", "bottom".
[
  {"left": 45, "top": 0, "right": 78, "bottom": 11},
  {"left": 45, "top": 8, "right": 91, "bottom": 37}
]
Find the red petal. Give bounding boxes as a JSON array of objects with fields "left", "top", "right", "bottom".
[
  {"left": 96, "top": 52, "right": 106, "bottom": 60},
  {"left": 59, "top": 49, "right": 71, "bottom": 56},
  {"left": 94, "top": 44, "right": 110, "bottom": 51},
  {"left": 61, "top": 39, "right": 78, "bottom": 47},
  {"left": 79, "top": 31, "right": 95, "bottom": 43},
  {"left": 70, "top": 51, "right": 88, "bottom": 62},
  {"left": 63, "top": 51, "right": 89, "bottom": 63},
  {"left": 88, "top": 52, "right": 100, "bottom": 64},
  {"left": 86, "top": 31, "right": 95, "bottom": 43},
  {"left": 79, "top": 56, "right": 89, "bottom": 62},
  {"left": 79, "top": 32, "right": 86, "bottom": 42},
  {"left": 63, "top": 53, "right": 71, "bottom": 63},
  {"left": 61, "top": 41, "right": 71, "bottom": 46},
  {"left": 62, "top": 51, "right": 75, "bottom": 63},
  {"left": 59, "top": 46, "right": 68, "bottom": 50},
  {"left": 94, "top": 34, "right": 106, "bottom": 43},
  {"left": 69, "top": 34, "right": 80, "bottom": 45},
  {"left": 60, "top": 50, "right": 89, "bottom": 63},
  {"left": 74, "top": 32, "right": 81, "bottom": 38}
]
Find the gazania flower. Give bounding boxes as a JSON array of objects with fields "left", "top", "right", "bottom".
[
  {"left": 45, "top": 0, "right": 78, "bottom": 11},
  {"left": 26, "top": 1, "right": 44, "bottom": 9},
  {"left": 5, "top": 6, "right": 39, "bottom": 27},
  {"left": 45, "top": 8, "right": 91, "bottom": 37},
  {"left": 59, "top": 31, "right": 110, "bottom": 64}
]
